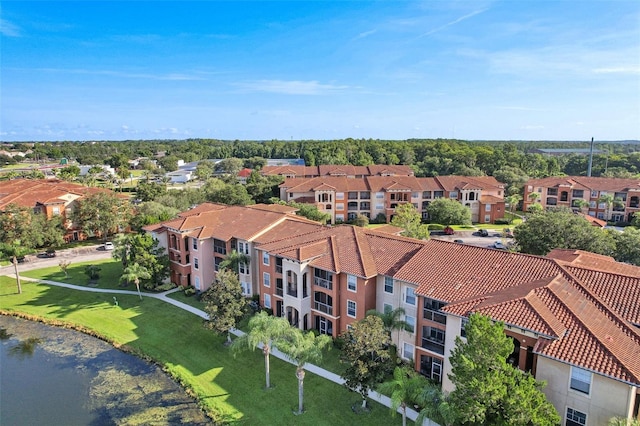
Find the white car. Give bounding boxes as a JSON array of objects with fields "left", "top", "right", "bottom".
[
  {"left": 104, "top": 242, "right": 114, "bottom": 250},
  {"left": 493, "top": 242, "right": 507, "bottom": 250}
]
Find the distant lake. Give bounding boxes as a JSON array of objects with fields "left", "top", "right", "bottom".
[{"left": 0, "top": 315, "right": 212, "bottom": 426}]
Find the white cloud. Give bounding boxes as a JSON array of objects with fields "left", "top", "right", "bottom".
[
  {"left": 1, "top": 19, "right": 21, "bottom": 37},
  {"left": 234, "top": 80, "right": 350, "bottom": 95},
  {"left": 417, "top": 8, "right": 488, "bottom": 39}
]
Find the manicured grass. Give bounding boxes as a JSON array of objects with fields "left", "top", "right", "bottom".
[
  {"left": 21, "top": 259, "right": 130, "bottom": 291},
  {"left": 166, "top": 289, "right": 206, "bottom": 309},
  {"left": 0, "top": 277, "right": 400, "bottom": 425}
]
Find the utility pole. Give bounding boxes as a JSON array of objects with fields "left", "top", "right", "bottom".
[{"left": 587, "top": 137, "right": 594, "bottom": 177}]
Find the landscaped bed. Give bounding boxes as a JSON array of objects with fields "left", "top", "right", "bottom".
[{"left": 0, "top": 276, "right": 397, "bottom": 425}]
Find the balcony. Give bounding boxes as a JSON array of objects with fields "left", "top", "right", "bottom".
[
  {"left": 347, "top": 202, "right": 358, "bottom": 211},
  {"left": 314, "top": 301, "right": 333, "bottom": 315},
  {"left": 421, "top": 339, "right": 445, "bottom": 355},
  {"left": 287, "top": 286, "right": 298, "bottom": 297},
  {"left": 314, "top": 276, "right": 332, "bottom": 290},
  {"left": 359, "top": 202, "right": 370, "bottom": 210}
]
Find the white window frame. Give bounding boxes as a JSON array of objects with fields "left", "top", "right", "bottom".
[
  {"left": 263, "top": 272, "right": 271, "bottom": 288},
  {"left": 485, "top": 204, "right": 491, "bottom": 212},
  {"left": 194, "top": 276, "right": 200, "bottom": 291},
  {"left": 194, "top": 257, "right": 199, "bottom": 270},
  {"left": 565, "top": 407, "right": 587, "bottom": 426},
  {"left": 347, "top": 300, "right": 356, "bottom": 318},
  {"left": 192, "top": 238, "right": 198, "bottom": 251},
  {"left": 52, "top": 206, "right": 60, "bottom": 215},
  {"left": 263, "top": 251, "right": 269, "bottom": 266},
  {"left": 404, "top": 287, "right": 416, "bottom": 306},
  {"left": 384, "top": 276, "right": 394, "bottom": 294},
  {"left": 347, "top": 275, "right": 357, "bottom": 292},
  {"left": 264, "top": 294, "right": 271, "bottom": 309},
  {"left": 569, "top": 366, "right": 591, "bottom": 395},
  {"left": 239, "top": 262, "right": 247, "bottom": 274},
  {"left": 402, "top": 343, "right": 414, "bottom": 360},
  {"left": 405, "top": 315, "right": 415, "bottom": 333},
  {"left": 383, "top": 303, "right": 392, "bottom": 314}
]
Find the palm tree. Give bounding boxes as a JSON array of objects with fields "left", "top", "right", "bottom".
[
  {"left": 599, "top": 194, "right": 615, "bottom": 220},
  {"left": 415, "top": 382, "right": 456, "bottom": 426},
  {"left": 231, "top": 311, "right": 293, "bottom": 389},
  {"left": 506, "top": 194, "right": 522, "bottom": 218},
  {"left": 366, "top": 307, "right": 411, "bottom": 348},
  {"left": 0, "top": 243, "right": 29, "bottom": 294},
  {"left": 378, "top": 367, "right": 429, "bottom": 426},
  {"left": 278, "top": 328, "right": 332, "bottom": 414},
  {"left": 219, "top": 249, "right": 250, "bottom": 275},
  {"left": 120, "top": 263, "right": 150, "bottom": 300},
  {"left": 574, "top": 199, "right": 590, "bottom": 213}
]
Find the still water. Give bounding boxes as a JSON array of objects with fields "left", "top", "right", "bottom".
[{"left": 0, "top": 315, "right": 212, "bottom": 425}]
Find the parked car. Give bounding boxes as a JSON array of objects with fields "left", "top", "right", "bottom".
[
  {"left": 45, "top": 248, "right": 56, "bottom": 258},
  {"left": 454, "top": 239, "right": 464, "bottom": 244},
  {"left": 493, "top": 242, "right": 507, "bottom": 250},
  {"left": 444, "top": 226, "right": 455, "bottom": 235},
  {"left": 479, "top": 229, "right": 489, "bottom": 237},
  {"left": 104, "top": 242, "right": 114, "bottom": 250},
  {"left": 503, "top": 228, "right": 514, "bottom": 238}
]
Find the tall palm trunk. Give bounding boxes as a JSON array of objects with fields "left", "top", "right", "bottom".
[
  {"left": 401, "top": 403, "right": 407, "bottom": 426},
  {"left": 12, "top": 255, "right": 22, "bottom": 294},
  {"left": 263, "top": 344, "right": 271, "bottom": 388},
  {"left": 135, "top": 279, "right": 142, "bottom": 300},
  {"left": 296, "top": 366, "right": 305, "bottom": 414}
]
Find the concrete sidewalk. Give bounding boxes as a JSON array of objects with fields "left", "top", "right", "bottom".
[{"left": 8, "top": 275, "right": 439, "bottom": 425}]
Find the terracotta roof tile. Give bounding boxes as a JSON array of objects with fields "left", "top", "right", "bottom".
[{"left": 526, "top": 176, "right": 640, "bottom": 192}]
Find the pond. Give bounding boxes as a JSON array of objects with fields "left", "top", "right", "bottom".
[{"left": 0, "top": 315, "right": 212, "bottom": 425}]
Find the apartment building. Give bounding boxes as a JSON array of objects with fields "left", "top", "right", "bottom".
[
  {"left": 0, "top": 178, "right": 120, "bottom": 241},
  {"left": 279, "top": 175, "right": 506, "bottom": 224},
  {"left": 523, "top": 176, "right": 640, "bottom": 222},
  {"left": 143, "top": 203, "right": 321, "bottom": 295},
  {"left": 146, "top": 203, "right": 640, "bottom": 424}
]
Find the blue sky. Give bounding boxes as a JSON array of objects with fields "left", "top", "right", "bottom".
[{"left": 1, "top": 1, "right": 639, "bottom": 142}]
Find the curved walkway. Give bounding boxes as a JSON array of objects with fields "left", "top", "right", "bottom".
[{"left": 8, "top": 275, "right": 440, "bottom": 426}]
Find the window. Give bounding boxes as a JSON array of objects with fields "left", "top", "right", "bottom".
[
  {"left": 461, "top": 317, "right": 469, "bottom": 338},
  {"left": 384, "top": 276, "right": 394, "bottom": 293},
  {"left": 485, "top": 204, "right": 491, "bottom": 212},
  {"left": 547, "top": 188, "right": 558, "bottom": 196},
  {"left": 347, "top": 275, "right": 357, "bottom": 292},
  {"left": 375, "top": 204, "right": 384, "bottom": 210},
  {"left": 336, "top": 203, "right": 344, "bottom": 210},
  {"left": 238, "top": 241, "right": 248, "bottom": 254},
  {"left": 484, "top": 215, "right": 490, "bottom": 223},
  {"left": 402, "top": 343, "right": 414, "bottom": 360},
  {"left": 405, "top": 315, "right": 415, "bottom": 333},
  {"left": 376, "top": 192, "right": 384, "bottom": 199},
  {"left": 347, "top": 300, "right": 356, "bottom": 318},
  {"left": 214, "top": 256, "right": 222, "bottom": 271},
  {"left": 420, "top": 355, "right": 442, "bottom": 383},
  {"left": 383, "top": 303, "right": 392, "bottom": 313},
  {"left": 52, "top": 206, "right": 60, "bottom": 215},
  {"left": 423, "top": 298, "right": 447, "bottom": 324},
  {"left": 336, "top": 192, "right": 344, "bottom": 200},
  {"left": 566, "top": 407, "right": 587, "bottom": 426},
  {"left": 194, "top": 276, "right": 200, "bottom": 291},
  {"left": 264, "top": 294, "right": 271, "bottom": 309},
  {"left": 194, "top": 258, "right": 199, "bottom": 270},
  {"left": 404, "top": 287, "right": 416, "bottom": 306},
  {"left": 449, "top": 191, "right": 458, "bottom": 198},
  {"left": 263, "top": 252, "right": 270, "bottom": 266},
  {"left": 570, "top": 367, "right": 591, "bottom": 394},
  {"left": 213, "top": 239, "right": 226, "bottom": 255},
  {"left": 591, "top": 190, "right": 598, "bottom": 198},
  {"left": 314, "top": 269, "right": 333, "bottom": 290},
  {"left": 192, "top": 238, "right": 198, "bottom": 250},
  {"left": 421, "top": 326, "right": 445, "bottom": 355},
  {"left": 263, "top": 272, "right": 271, "bottom": 287},
  {"left": 239, "top": 262, "right": 247, "bottom": 274}
]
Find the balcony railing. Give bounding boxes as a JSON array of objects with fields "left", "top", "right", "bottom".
[
  {"left": 314, "top": 302, "right": 333, "bottom": 315},
  {"left": 287, "top": 286, "right": 298, "bottom": 297},
  {"left": 421, "top": 339, "right": 445, "bottom": 355},
  {"left": 275, "top": 265, "right": 283, "bottom": 274},
  {"left": 275, "top": 287, "right": 283, "bottom": 297},
  {"left": 314, "top": 277, "right": 332, "bottom": 290}
]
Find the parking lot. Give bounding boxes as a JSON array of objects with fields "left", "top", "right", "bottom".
[{"left": 430, "top": 230, "right": 514, "bottom": 249}]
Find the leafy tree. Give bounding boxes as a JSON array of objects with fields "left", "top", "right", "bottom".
[
  {"left": 598, "top": 194, "right": 625, "bottom": 221},
  {"left": 72, "top": 192, "right": 130, "bottom": 241},
  {"left": 84, "top": 264, "right": 101, "bottom": 281},
  {"left": 136, "top": 181, "right": 167, "bottom": 202},
  {"left": 37, "top": 215, "right": 65, "bottom": 249},
  {"left": 194, "top": 160, "right": 215, "bottom": 181},
  {"left": 207, "top": 183, "right": 254, "bottom": 206},
  {"left": 245, "top": 171, "right": 283, "bottom": 204},
  {"left": 277, "top": 328, "right": 332, "bottom": 414},
  {"left": 527, "top": 203, "right": 544, "bottom": 214},
  {"left": 493, "top": 166, "right": 529, "bottom": 194},
  {"left": 231, "top": 311, "right": 294, "bottom": 389},
  {"left": 112, "top": 233, "right": 169, "bottom": 289},
  {"left": 340, "top": 315, "right": 392, "bottom": 409},
  {"left": 426, "top": 198, "right": 472, "bottom": 226},
  {"left": 215, "top": 157, "right": 244, "bottom": 176},
  {"left": 377, "top": 367, "right": 429, "bottom": 426},
  {"left": 608, "top": 417, "right": 640, "bottom": 426},
  {"left": 129, "top": 201, "right": 178, "bottom": 231},
  {"left": 505, "top": 194, "right": 522, "bottom": 218},
  {"left": 0, "top": 204, "right": 44, "bottom": 249},
  {"left": 268, "top": 198, "right": 331, "bottom": 224},
  {"left": 390, "top": 203, "right": 429, "bottom": 239},
  {"left": 120, "top": 262, "right": 150, "bottom": 300},
  {"left": 352, "top": 213, "right": 369, "bottom": 227},
  {"left": 447, "top": 314, "right": 559, "bottom": 425},
  {"left": 203, "top": 268, "right": 248, "bottom": 343},
  {"left": 514, "top": 208, "right": 615, "bottom": 256},
  {"left": 58, "top": 259, "right": 71, "bottom": 278},
  {"left": 611, "top": 227, "right": 640, "bottom": 266},
  {"left": 157, "top": 155, "right": 180, "bottom": 172}
]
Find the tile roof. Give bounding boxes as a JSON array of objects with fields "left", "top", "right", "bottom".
[
  {"left": 0, "top": 179, "right": 115, "bottom": 211},
  {"left": 547, "top": 249, "right": 640, "bottom": 278},
  {"left": 262, "top": 164, "right": 414, "bottom": 178},
  {"left": 526, "top": 176, "right": 640, "bottom": 192}
]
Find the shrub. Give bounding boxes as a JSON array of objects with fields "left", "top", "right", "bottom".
[
  {"left": 154, "top": 282, "right": 176, "bottom": 292},
  {"left": 183, "top": 286, "right": 196, "bottom": 297},
  {"left": 494, "top": 218, "right": 511, "bottom": 225},
  {"left": 428, "top": 223, "right": 445, "bottom": 230}
]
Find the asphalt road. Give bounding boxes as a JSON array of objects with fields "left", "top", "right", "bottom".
[
  {"left": 1, "top": 244, "right": 114, "bottom": 274},
  {"left": 430, "top": 229, "right": 515, "bottom": 249}
]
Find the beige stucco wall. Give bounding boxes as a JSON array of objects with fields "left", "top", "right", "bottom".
[
  {"left": 441, "top": 314, "right": 463, "bottom": 393},
  {"left": 536, "top": 356, "right": 634, "bottom": 425}
]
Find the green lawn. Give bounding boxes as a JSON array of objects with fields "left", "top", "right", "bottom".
[
  {"left": 21, "top": 258, "right": 129, "bottom": 290},
  {"left": 0, "top": 276, "right": 400, "bottom": 425}
]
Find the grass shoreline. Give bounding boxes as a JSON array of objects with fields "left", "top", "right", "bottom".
[{"left": 0, "top": 277, "right": 397, "bottom": 425}]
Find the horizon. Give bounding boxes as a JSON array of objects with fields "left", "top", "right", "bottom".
[{"left": 2, "top": 1, "right": 639, "bottom": 142}]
